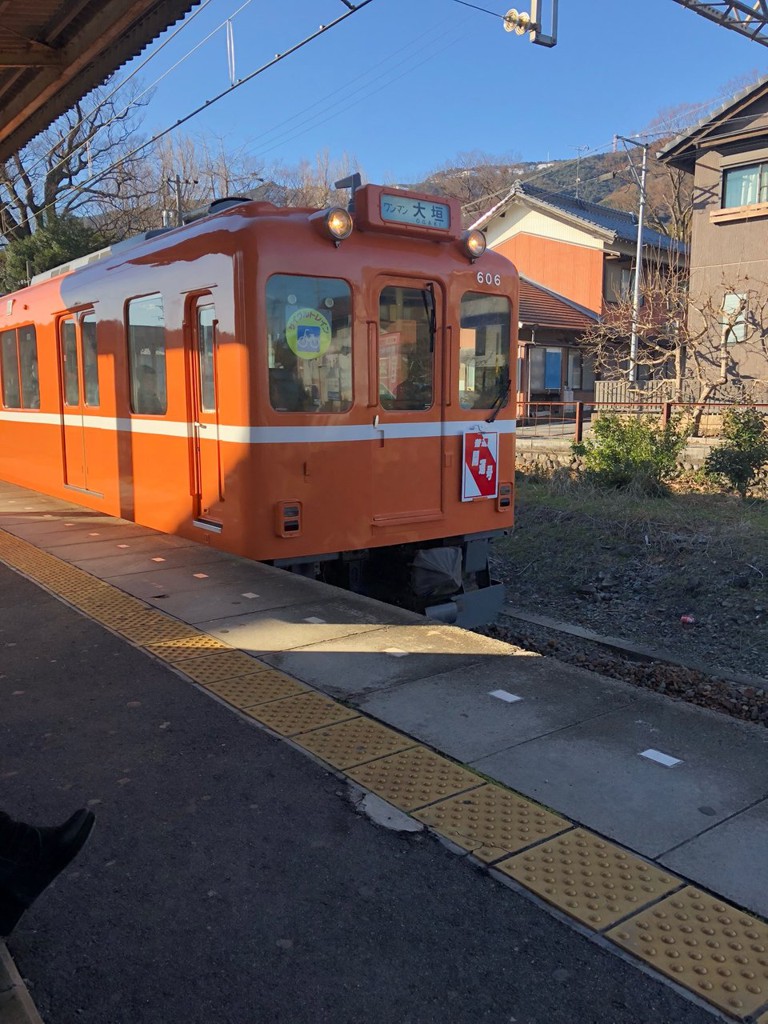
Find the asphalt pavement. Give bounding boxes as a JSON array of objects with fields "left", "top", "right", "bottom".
[{"left": 0, "top": 563, "right": 718, "bottom": 1024}]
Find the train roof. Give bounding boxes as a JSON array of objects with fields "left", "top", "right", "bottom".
[
  {"left": 30, "top": 196, "right": 266, "bottom": 286},
  {"left": 26, "top": 184, "right": 486, "bottom": 290}
]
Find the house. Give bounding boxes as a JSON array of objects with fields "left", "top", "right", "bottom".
[
  {"left": 517, "top": 276, "right": 600, "bottom": 413},
  {"left": 658, "top": 74, "right": 768, "bottom": 402},
  {"left": 471, "top": 180, "right": 685, "bottom": 404}
]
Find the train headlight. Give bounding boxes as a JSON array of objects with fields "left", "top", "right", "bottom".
[
  {"left": 310, "top": 206, "right": 354, "bottom": 244},
  {"left": 327, "top": 208, "right": 353, "bottom": 239},
  {"left": 461, "top": 229, "right": 487, "bottom": 260}
]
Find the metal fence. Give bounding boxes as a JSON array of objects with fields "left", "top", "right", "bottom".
[{"left": 515, "top": 400, "right": 768, "bottom": 443}]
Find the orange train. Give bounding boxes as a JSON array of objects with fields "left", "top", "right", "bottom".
[{"left": 0, "top": 181, "right": 518, "bottom": 625}]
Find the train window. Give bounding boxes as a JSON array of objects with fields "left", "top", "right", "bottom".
[
  {"left": 1, "top": 329, "right": 20, "bottom": 408},
  {"left": 458, "top": 292, "right": 512, "bottom": 410},
  {"left": 82, "top": 314, "right": 100, "bottom": 407},
  {"left": 266, "top": 275, "right": 352, "bottom": 413},
  {"left": 127, "top": 295, "right": 167, "bottom": 415},
  {"left": 1, "top": 326, "right": 39, "bottom": 409},
  {"left": 197, "top": 305, "right": 216, "bottom": 412},
  {"left": 61, "top": 320, "right": 80, "bottom": 406},
  {"left": 378, "top": 286, "right": 434, "bottom": 411}
]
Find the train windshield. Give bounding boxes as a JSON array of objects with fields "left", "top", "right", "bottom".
[
  {"left": 458, "top": 292, "right": 512, "bottom": 411},
  {"left": 267, "top": 275, "right": 352, "bottom": 413},
  {"left": 378, "top": 285, "right": 434, "bottom": 411}
]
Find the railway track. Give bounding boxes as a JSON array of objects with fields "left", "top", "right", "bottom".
[{"left": 487, "top": 603, "right": 768, "bottom": 727}]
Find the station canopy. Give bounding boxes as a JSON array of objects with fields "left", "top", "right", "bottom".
[{"left": 0, "top": 0, "right": 200, "bottom": 163}]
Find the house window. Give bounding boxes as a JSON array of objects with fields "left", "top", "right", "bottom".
[
  {"left": 567, "top": 350, "right": 582, "bottom": 389},
  {"left": 604, "top": 263, "right": 643, "bottom": 306},
  {"left": 529, "top": 347, "right": 562, "bottom": 392},
  {"left": 722, "top": 292, "right": 748, "bottom": 344},
  {"left": 723, "top": 163, "right": 768, "bottom": 208}
]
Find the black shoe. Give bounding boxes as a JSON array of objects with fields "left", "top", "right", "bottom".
[{"left": 0, "top": 809, "right": 95, "bottom": 936}]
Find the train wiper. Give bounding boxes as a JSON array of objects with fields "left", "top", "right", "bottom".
[
  {"left": 485, "top": 375, "right": 511, "bottom": 424},
  {"left": 422, "top": 283, "right": 436, "bottom": 352}
]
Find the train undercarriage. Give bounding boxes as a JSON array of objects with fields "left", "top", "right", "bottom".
[{"left": 272, "top": 530, "right": 507, "bottom": 628}]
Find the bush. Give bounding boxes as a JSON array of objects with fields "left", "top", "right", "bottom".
[
  {"left": 573, "top": 413, "right": 691, "bottom": 494},
  {"left": 704, "top": 407, "right": 768, "bottom": 499}
]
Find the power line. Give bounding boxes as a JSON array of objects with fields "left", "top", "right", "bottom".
[
  {"left": 2, "top": 0, "right": 221, "bottom": 201},
  {"left": 4, "top": 0, "right": 379, "bottom": 231},
  {"left": 451, "top": 0, "right": 505, "bottom": 20},
  {"left": 245, "top": 22, "right": 469, "bottom": 162}
]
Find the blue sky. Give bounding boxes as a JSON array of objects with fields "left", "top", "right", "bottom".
[{"left": 124, "top": 0, "right": 767, "bottom": 184}]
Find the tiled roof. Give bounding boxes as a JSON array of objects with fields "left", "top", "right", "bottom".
[
  {"left": 472, "top": 180, "right": 686, "bottom": 255},
  {"left": 518, "top": 276, "right": 600, "bottom": 332},
  {"left": 657, "top": 73, "right": 768, "bottom": 171}
]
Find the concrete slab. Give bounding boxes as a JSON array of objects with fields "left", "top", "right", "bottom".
[
  {"left": 0, "top": 492, "right": 86, "bottom": 516},
  {"left": 355, "top": 655, "right": 639, "bottom": 762},
  {"left": 105, "top": 560, "right": 277, "bottom": 604},
  {"left": 36, "top": 532, "right": 197, "bottom": 563},
  {"left": 67, "top": 543, "right": 225, "bottom": 577},
  {"left": 0, "top": 508, "right": 98, "bottom": 526},
  {"left": 198, "top": 596, "right": 416, "bottom": 653},
  {"left": 472, "top": 695, "right": 768, "bottom": 859},
  {"left": 261, "top": 624, "right": 515, "bottom": 699},
  {"left": 4, "top": 521, "right": 157, "bottom": 545},
  {"left": 104, "top": 559, "right": 351, "bottom": 614},
  {"left": 660, "top": 798, "right": 768, "bottom": 917}
]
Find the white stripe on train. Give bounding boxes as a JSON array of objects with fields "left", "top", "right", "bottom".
[{"left": 0, "top": 411, "right": 516, "bottom": 443}]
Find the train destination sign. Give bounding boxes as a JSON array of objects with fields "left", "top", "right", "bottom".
[{"left": 380, "top": 194, "right": 451, "bottom": 231}]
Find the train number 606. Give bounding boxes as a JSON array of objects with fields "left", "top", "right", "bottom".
[{"left": 477, "top": 271, "right": 502, "bottom": 286}]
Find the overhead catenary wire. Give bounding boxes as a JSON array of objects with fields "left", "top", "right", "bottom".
[
  {"left": 1, "top": 0, "right": 221, "bottom": 199},
  {"left": 243, "top": 19, "right": 470, "bottom": 162},
  {"left": 4, "top": 0, "right": 379, "bottom": 231},
  {"left": 0, "top": 0, "right": 259, "bottom": 225},
  {"left": 456, "top": 96, "right": 764, "bottom": 219}
]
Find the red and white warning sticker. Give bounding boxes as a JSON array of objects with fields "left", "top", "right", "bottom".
[{"left": 462, "top": 430, "right": 499, "bottom": 501}]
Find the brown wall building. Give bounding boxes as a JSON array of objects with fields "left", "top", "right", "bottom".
[{"left": 659, "top": 76, "right": 768, "bottom": 401}]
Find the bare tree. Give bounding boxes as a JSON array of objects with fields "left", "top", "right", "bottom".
[
  {"left": 0, "top": 81, "right": 151, "bottom": 244},
  {"left": 581, "top": 249, "right": 768, "bottom": 410},
  {"left": 266, "top": 149, "right": 363, "bottom": 209},
  {"left": 422, "top": 150, "right": 524, "bottom": 226}
]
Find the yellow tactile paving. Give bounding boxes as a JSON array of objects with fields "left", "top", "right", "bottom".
[
  {"left": 345, "top": 747, "right": 483, "bottom": 812},
  {"left": 496, "top": 829, "right": 681, "bottom": 931},
  {"left": 243, "top": 692, "right": 359, "bottom": 736},
  {"left": 88, "top": 612, "right": 193, "bottom": 645},
  {"left": 608, "top": 887, "right": 768, "bottom": 1019},
  {"left": 143, "top": 634, "right": 231, "bottom": 662},
  {"left": 756, "top": 1011, "right": 768, "bottom": 1024},
  {"left": 413, "top": 784, "right": 572, "bottom": 862},
  {"left": 203, "top": 670, "right": 308, "bottom": 708},
  {"left": 168, "top": 648, "right": 263, "bottom": 685},
  {"left": 293, "top": 716, "right": 417, "bottom": 769}
]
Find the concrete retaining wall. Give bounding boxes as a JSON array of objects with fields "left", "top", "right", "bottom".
[{"left": 514, "top": 438, "right": 768, "bottom": 495}]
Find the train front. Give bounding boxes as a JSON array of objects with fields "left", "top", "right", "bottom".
[{"left": 256, "top": 182, "right": 518, "bottom": 628}]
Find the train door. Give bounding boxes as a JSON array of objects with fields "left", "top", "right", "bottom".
[
  {"left": 372, "top": 279, "right": 443, "bottom": 523},
  {"left": 189, "top": 299, "right": 223, "bottom": 528},
  {"left": 58, "top": 312, "right": 99, "bottom": 492}
]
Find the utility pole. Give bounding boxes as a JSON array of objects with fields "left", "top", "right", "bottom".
[
  {"left": 616, "top": 137, "right": 649, "bottom": 386},
  {"left": 574, "top": 145, "right": 589, "bottom": 199},
  {"left": 167, "top": 174, "right": 198, "bottom": 227}
]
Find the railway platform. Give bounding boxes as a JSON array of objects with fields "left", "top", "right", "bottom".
[{"left": 1, "top": 479, "right": 768, "bottom": 1023}]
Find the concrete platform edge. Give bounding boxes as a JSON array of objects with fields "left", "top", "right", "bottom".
[{"left": 0, "top": 942, "right": 45, "bottom": 1024}]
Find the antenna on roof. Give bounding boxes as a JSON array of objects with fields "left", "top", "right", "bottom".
[{"left": 335, "top": 173, "right": 362, "bottom": 212}]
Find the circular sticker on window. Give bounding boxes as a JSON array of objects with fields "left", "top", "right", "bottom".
[{"left": 285, "top": 307, "right": 332, "bottom": 360}]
